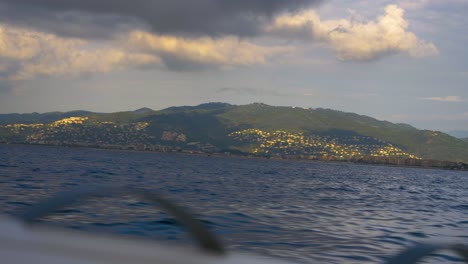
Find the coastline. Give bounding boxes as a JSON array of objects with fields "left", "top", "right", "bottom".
[{"left": 2, "top": 142, "right": 467, "bottom": 172}]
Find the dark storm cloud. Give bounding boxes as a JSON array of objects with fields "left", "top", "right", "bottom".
[
  {"left": 0, "top": 2, "right": 147, "bottom": 39},
  {"left": 0, "top": 0, "right": 322, "bottom": 38}
]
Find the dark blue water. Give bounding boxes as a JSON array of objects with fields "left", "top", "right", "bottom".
[{"left": 0, "top": 144, "right": 467, "bottom": 263}]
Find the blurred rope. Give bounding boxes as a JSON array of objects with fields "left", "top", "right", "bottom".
[
  {"left": 15, "top": 186, "right": 468, "bottom": 263},
  {"left": 15, "top": 186, "right": 225, "bottom": 255},
  {"left": 386, "top": 243, "right": 468, "bottom": 264}
]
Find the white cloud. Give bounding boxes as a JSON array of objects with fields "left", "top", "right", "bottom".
[
  {"left": 419, "top": 96, "right": 465, "bottom": 102},
  {"left": 123, "top": 31, "right": 293, "bottom": 69},
  {"left": 0, "top": 24, "right": 160, "bottom": 81},
  {"left": 0, "top": 4, "right": 440, "bottom": 85},
  {"left": 0, "top": 23, "right": 294, "bottom": 83},
  {"left": 266, "top": 4, "right": 438, "bottom": 61}
]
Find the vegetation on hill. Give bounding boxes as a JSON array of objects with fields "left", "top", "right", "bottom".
[{"left": 0, "top": 103, "right": 467, "bottom": 163}]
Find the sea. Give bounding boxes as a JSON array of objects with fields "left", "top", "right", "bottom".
[{"left": 0, "top": 144, "right": 467, "bottom": 263}]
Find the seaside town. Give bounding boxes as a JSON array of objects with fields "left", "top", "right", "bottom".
[{"left": 1, "top": 117, "right": 466, "bottom": 171}]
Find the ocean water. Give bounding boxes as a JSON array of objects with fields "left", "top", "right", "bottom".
[{"left": 0, "top": 144, "right": 467, "bottom": 263}]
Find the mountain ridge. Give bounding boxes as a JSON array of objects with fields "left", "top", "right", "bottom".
[{"left": 1, "top": 103, "right": 467, "bottom": 163}]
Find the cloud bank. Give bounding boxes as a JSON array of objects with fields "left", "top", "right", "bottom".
[
  {"left": 267, "top": 5, "right": 438, "bottom": 60},
  {"left": 0, "top": 0, "right": 322, "bottom": 38},
  {"left": 0, "top": 23, "right": 292, "bottom": 82},
  {"left": 0, "top": 24, "right": 160, "bottom": 81},
  {"left": 0, "top": 1, "right": 438, "bottom": 88},
  {"left": 124, "top": 31, "right": 292, "bottom": 70}
]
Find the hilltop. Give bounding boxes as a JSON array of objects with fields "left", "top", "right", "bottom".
[{"left": 1, "top": 103, "right": 467, "bottom": 164}]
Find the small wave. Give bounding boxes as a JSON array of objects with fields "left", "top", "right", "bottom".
[
  {"left": 334, "top": 254, "right": 375, "bottom": 262},
  {"left": 406, "top": 231, "right": 429, "bottom": 238},
  {"left": 92, "top": 222, "right": 127, "bottom": 227},
  {"left": 15, "top": 183, "right": 42, "bottom": 190},
  {"left": 0, "top": 164, "right": 17, "bottom": 168},
  {"left": 6, "top": 201, "right": 31, "bottom": 207},
  {"left": 377, "top": 235, "right": 408, "bottom": 246},
  {"left": 81, "top": 169, "right": 116, "bottom": 176},
  {"left": 145, "top": 218, "right": 180, "bottom": 227},
  {"left": 451, "top": 204, "right": 468, "bottom": 211},
  {"left": 429, "top": 253, "right": 466, "bottom": 263},
  {"left": 128, "top": 201, "right": 151, "bottom": 207},
  {"left": 56, "top": 209, "right": 82, "bottom": 214}
]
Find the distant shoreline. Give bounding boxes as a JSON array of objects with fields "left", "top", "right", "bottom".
[{"left": 2, "top": 142, "right": 467, "bottom": 172}]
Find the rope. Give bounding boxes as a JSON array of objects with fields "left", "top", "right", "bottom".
[
  {"left": 16, "top": 186, "right": 225, "bottom": 255},
  {"left": 386, "top": 243, "right": 468, "bottom": 264}
]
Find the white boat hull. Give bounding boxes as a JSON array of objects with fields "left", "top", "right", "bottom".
[{"left": 0, "top": 217, "right": 292, "bottom": 264}]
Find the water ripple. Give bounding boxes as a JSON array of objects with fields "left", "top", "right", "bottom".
[{"left": 0, "top": 144, "right": 467, "bottom": 264}]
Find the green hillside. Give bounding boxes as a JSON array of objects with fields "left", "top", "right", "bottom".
[
  {"left": 156, "top": 103, "right": 467, "bottom": 162},
  {"left": 217, "top": 104, "right": 468, "bottom": 162},
  {"left": 1, "top": 102, "right": 467, "bottom": 163}
]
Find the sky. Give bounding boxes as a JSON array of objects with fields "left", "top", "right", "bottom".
[{"left": 0, "top": 0, "right": 467, "bottom": 133}]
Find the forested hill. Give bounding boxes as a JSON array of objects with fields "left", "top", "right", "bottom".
[{"left": 1, "top": 103, "right": 467, "bottom": 163}]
